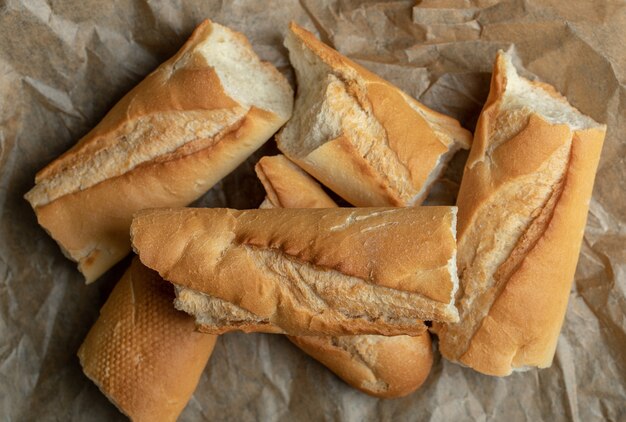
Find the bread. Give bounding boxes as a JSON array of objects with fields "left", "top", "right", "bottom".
[
  {"left": 255, "top": 155, "right": 337, "bottom": 209},
  {"left": 24, "top": 19, "right": 293, "bottom": 283},
  {"left": 276, "top": 22, "right": 472, "bottom": 207},
  {"left": 78, "top": 257, "right": 217, "bottom": 421},
  {"left": 130, "top": 207, "right": 459, "bottom": 336},
  {"left": 289, "top": 334, "right": 432, "bottom": 398},
  {"left": 257, "top": 155, "right": 433, "bottom": 398},
  {"left": 434, "top": 51, "right": 606, "bottom": 376}
]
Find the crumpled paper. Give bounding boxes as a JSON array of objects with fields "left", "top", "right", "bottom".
[{"left": 0, "top": 0, "right": 624, "bottom": 421}]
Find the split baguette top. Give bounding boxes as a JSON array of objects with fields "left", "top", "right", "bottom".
[
  {"left": 435, "top": 51, "right": 606, "bottom": 376},
  {"left": 277, "top": 22, "right": 472, "bottom": 207},
  {"left": 24, "top": 19, "right": 293, "bottom": 282},
  {"left": 131, "top": 207, "right": 459, "bottom": 336},
  {"left": 78, "top": 258, "right": 217, "bottom": 422},
  {"left": 256, "top": 155, "right": 433, "bottom": 398}
]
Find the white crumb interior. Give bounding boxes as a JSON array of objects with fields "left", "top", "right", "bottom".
[
  {"left": 174, "top": 242, "right": 459, "bottom": 334},
  {"left": 501, "top": 53, "right": 601, "bottom": 130},
  {"left": 26, "top": 108, "right": 246, "bottom": 207},
  {"left": 446, "top": 207, "right": 460, "bottom": 317},
  {"left": 278, "top": 31, "right": 345, "bottom": 156},
  {"left": 197, "top": 24, "right": 292, "bottom": 120},
  {"left": 174, "top": 286, "right": 269, "bottom": 326}
]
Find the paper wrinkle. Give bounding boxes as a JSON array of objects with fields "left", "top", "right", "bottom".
[{"left": 0, "top": 0, "right": 624, "bottom": 421}]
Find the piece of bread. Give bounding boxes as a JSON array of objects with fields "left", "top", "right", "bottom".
[
  {"left": 276, "top": 22, "right": 472, "bottom": 207},
  {"left": 255, "top": 155, "right": 337, "bottom": 209},
  {"left": 24, "top": 20, "right": 293, "bottom": 283},
  {"left": 289, "top": 333, "right": 432, "bottom": 398},
  {"left": 130, "top": 207, "right": 459, "bottom": 336},
  {"left": 256, "top": 155, "right": 433, "bottom": 398},
  {"left": 434, "top": 51, "right": 606, "bottom": 376},
  {"left": 78, "top": 257, "right": 217, "bottom": 422}
]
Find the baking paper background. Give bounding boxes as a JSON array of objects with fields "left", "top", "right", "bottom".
[{"left": 0, "top": 0, "right": 624, "bottom": 420}]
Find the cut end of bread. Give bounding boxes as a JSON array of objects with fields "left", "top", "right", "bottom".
[
  {"left": 197, "top": 21, "right": 293, "bottom": 121},
  {"left": 498, "top": 51, "right": 602, "bottom": 131}
]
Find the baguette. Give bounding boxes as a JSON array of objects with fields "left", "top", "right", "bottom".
[
  {"left": 276, "top": 22, "right": 472, "bottom": 207},
  {"left": 434, "top": 51, "right": 606, "bottom": 376},
  {"left": 78, "top": 258, "right": 217, "bottom": 421},
  {"left": 257, "top": 155, "right": 433, "bottom": 398},
  {"left": 24, "top": 20, "right": 293, "bottom": 282},
  {"left": 131, "top": 207, "right": 460, "bottom": 336}
]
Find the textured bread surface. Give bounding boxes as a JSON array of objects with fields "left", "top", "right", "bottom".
[
  {"left": 255, "top": 155, "right": 433, "bottom": 397},
  {"left": 434, "top": 51, "right": 606, "bottom": 376},
  {"left": 78, "top": 257, "right": 217, "bottom": 422},
  {"left": 255, "top": 155, "right": 337, "bottom": 209},
  {"left": 289, "top": 333, "right": 432, "bottom": 398},
  {"left": 276, "top": 22, "right": 472, "bottom": 207},
  {"left": 24, "top": 19, "right": 293, "bottom": 282},
  {"left": 131, "top": 207, "right": 459, "bottom": 336}
]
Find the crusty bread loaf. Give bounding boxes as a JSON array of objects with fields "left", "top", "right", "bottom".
[
  {"left": 130, "top": 207, "right": 459, "bottom": 336},
  {"left": 257, "top": 155, "right": 433, "bottom": 398},
  {"left": 24, "top": 19, "right": 293, "bottom": 283},
  {"left": 276, "top": 22, "right": 472, "bottom": 207},
  {"left": 78, "top": 257, "right": 217, "bottom": 422},
  {"left": 434, "top": 51, "right": 606, "bottom": 376}
]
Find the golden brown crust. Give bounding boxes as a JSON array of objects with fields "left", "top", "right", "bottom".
[
  {"left": 35, "top": 109, "right": 283, "bottom": 282},
  {"left": 254, "top": 155, "right": 337, "bottom": 209},
  {"left": 298, "top": 135, "right": 404, "bottom": 207},
  {"left": 277, "top": 23, "right": 472, "bottom": 207},
  {"left": 131, "top": 207, "right": 459, "bottom": 336},
  {"left": 255, "top": 155, "right": 433, "bottom": 397},
  {"left": 25, "top": 20, "right": 293, "bottom": 282},
  {"left": 287, "top": 23, "right": 465, "bottom": 134},
  {"left": 457, "top": 127, "right": 604, "bottom": 375},
  {"left": 37, "top": 21, "right": 224, "bottom": 181},
  {"left": 289, "top": 334, "right": 433, "bottom": 398},
  {"left": 78, "top": 258, "right": 217, "bottom": 422},
  {"left": 435, "top": 51, "right": 606, "bottom": 376}
]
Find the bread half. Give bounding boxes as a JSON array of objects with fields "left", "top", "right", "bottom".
[
  {"left": 131, "top": 207, "right": 459, "bottom": 336},
  {"left": 276, "top": 22, "right": 472, "bottom": 207},
  {"left": 256, "top": 155, "right": 433, "bottom": 398},
  {"left": 78, "top": 258, "right": 217, "bottom": 421},
  {"left": 434, "top": 51, "right": 606, "bottom": 376},
  {"left": 25, "top": 20, "right": 293, "bottom": 282}
]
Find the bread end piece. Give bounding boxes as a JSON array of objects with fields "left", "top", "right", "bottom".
[
  {"left": 255, "top": 155, "right": 337, "bottom": 209},
  {"left": 289, "top": 333, "right": 433, "bottom": 398},
  {"left": 78, "top": 258, "right": 217, "bottom": 421}
]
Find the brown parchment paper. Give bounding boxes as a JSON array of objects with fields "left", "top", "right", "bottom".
[{"left": 0, "top": 0, "right": 624, "bottom": 420}]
